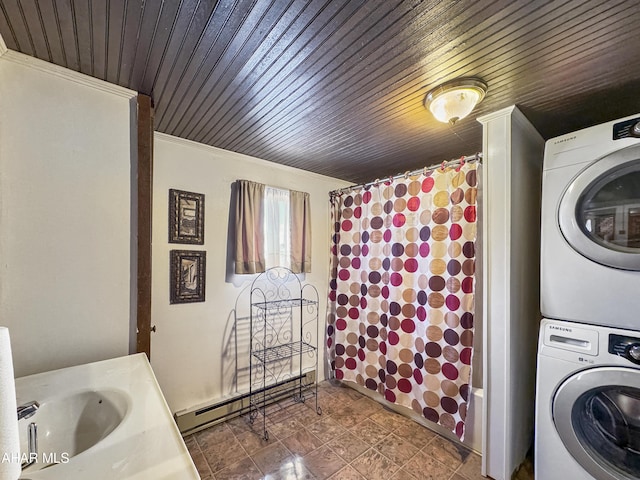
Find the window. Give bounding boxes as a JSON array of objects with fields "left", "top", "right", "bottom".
[
  {"left": 264, "top": 186, "right": 291, "bottom": 269},
  {"left": 234, "top": 180, "right": 311, "bottom": 274}
]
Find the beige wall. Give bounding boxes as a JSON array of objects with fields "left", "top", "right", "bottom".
[
  {"left": 0, "top": 50, "right": 136, "bottom": 376},
  {"left": 151, "top": 133, "right": 350, "bottom": 413}
]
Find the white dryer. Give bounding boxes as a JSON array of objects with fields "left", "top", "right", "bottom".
[
  {"left": 535, "top": 318, "right": 640, "bottom": 480},
  {"left": 541, "top": 113, "right": 640, "bottom": 329}
]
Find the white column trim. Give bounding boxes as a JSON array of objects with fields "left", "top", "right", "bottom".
[{"left": 477, "top": 105, "right": 544, "bottom": 480}]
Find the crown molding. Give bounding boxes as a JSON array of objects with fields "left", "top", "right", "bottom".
[{"left": 1, "top": 49, "right": 136, "bottom": 99}]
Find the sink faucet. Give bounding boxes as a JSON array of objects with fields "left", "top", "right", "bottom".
[
  {"left": 21, "top": 422, "right": 38, "bottom": 470},
  {"left": 17, "top": 402, "right": 40, "bottom": 471},
  {"left": 17, "top": 401, "right": 39, "bottom": 420}
]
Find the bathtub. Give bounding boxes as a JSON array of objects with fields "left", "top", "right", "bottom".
[{"left": 463, "top": 387, "right": 483, "bottom": 453}]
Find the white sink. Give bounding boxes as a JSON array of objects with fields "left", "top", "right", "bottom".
[
  {"left": 20, "top": 389, "right": 130, "bottom": 472},
  {"left": 15, "top": 354, "right": 199, "bottom": 479}
]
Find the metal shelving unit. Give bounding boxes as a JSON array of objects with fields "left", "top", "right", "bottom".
[{"left": 248, "top": 267, "right": 321, "bottom": 440}]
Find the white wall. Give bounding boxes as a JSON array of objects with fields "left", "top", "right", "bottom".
[
  {"left": 151, "top": 133, "right": 351, "bottom": 413},
  {"left": 0, "top": 50, "right": 136, "bottom": 377}
]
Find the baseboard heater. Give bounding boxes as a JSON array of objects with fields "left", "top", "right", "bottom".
[{"left": 174, "top": 370, "right": 317, "bottom": 436}]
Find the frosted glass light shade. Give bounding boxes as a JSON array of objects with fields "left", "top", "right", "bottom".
[{"left": 425, "top": 78, "right": 487, "bottom": 124}]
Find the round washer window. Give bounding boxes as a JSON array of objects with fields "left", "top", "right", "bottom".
[
  {"left": 577, "top": 167, "right": 640, "bottom": 252},
  {"left": 571, "top": 386, "right": 640, "bottom": 478},
  {"left": 559, "top": 143, "right": 640, "bottom": 270},
  {"left": 553, "top": 367, "right": 640, "bottom": 480}
]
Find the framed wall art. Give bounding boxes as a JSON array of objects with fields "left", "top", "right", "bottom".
[
  {"left": 169, "top": 189, "right": 204, "bottom": 244},
  {"left": 170, "top": 250, "right": 206, "bottom": 304}
]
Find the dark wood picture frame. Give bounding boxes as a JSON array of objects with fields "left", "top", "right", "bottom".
[
  {"left": 170, "top": 250, "right": 206, "bottom": 304},
  {"left": 169, "top": 189, "right": 205, "bottom": 244}
]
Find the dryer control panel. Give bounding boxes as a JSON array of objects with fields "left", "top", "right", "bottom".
[
  {"left": 613, "top": 116, "right": 640, "bottom": 139},
  {"left": 609, "top": 334, "right": 640, "bottom": 364}
]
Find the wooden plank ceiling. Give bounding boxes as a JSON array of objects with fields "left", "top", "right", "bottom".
[{"left": 1, "top": 0, "right": 640, "bottom": 183}]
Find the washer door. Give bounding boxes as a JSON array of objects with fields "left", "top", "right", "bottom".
[
  {"left": 559, "top": 143, "right": 640, "bottom": 270},
  {"left": 553, "top": 367, "right": 640, "bottom": 479}
]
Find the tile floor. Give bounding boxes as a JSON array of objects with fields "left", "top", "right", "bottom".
[{"left": 184, "top": 381, "right": 534, "bottom": 480}]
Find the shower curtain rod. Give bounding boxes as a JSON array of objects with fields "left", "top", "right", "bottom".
[{"left": 330, "top": 153, "right": 482, "bottom": 197}]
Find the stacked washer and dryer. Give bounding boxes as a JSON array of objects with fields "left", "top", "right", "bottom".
[{"left": 536, "top": 114, "right": 640, "bottom": 479}]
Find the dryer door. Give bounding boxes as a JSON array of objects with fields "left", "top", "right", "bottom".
[
  {"left": 559, "top": 143, "right": 640, "bottom": 270},
  {"left": 553, "top": 366, "right": 640, "bottom": 480}
]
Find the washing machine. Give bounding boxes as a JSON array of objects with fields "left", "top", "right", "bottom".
[
  {"left": 541, "top": 113, "right": 640, "bottom": 329},
  {"left": 535, "top": 318, "right": 640, "bottom": 479}
]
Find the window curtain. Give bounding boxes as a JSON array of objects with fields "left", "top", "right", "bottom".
[
  {"left": 234, "top": 181, "right": 311, "bottom": 274},
  {"left": 290, "top": 190, "right": 312, "bottom": 273},
  {"left": 234, "top": 180, "right": 266, "bottom": 274},
  {"left": 326, "top": 162, "right": 479, "bottom": 440}
]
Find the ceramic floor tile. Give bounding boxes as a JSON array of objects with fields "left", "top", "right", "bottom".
[
  {"left": 195, "top": 422, "right": 237, "bottom": 451},
  {"left": 326, "top": 430, "right": 369, "bottom": 463},
  {"left": 251, "top": 441, "right": 293, "bottom": 476},
  {"left": 313, "top": 395, "right": 345, "bottom": 416},
  {"left": 315, "top": 384, "right": 339, "bottom": 395},
  {"left": 235, "top": 429, "right": 272, "bottom": 456},
  {"left": 302, "top": 445, "right": 347, "bottom": 479},
  {"left": 389, "top": 468, "right": 421, "bottom": 480},
  {"left": 305, "top": 415, "right": 347, "bottom": 443},
  {"left": 370, "top": 409, "right": 411, "bottom": 431},
  {"left": 422, "top": 435, "right": 472, "bottom": 470},
  {"left": 185, "top": 382, "right": 507, "bottom": 480},
  {"left": 326, "top": 464, "right": 367, "bottom": 480},
  {"left": 202, "top": 438, "right": 249, "bottom": 474},
  {"left": 301, "top": 407, "right": 324, "bottom": 425},
  {"left": 214, "top": 455, "right": 263, "bottom": 480},
  {"left": 393, "top": 419, "right": 437, "bottom": 446},
  {"left": 183, "top": 434, "right": 199, "bottom": 455},
  {"left": 374, "top": 432, "right": 420, "bottom": 466},
  {"left": 265, "top": 400, "right": 289, "bottom": 414},
  {"left": 331, "top": 406, "right": 372, "bottom": 430},
  {"left": 227, "top": 415, "right": 266, "bottom": 437},
  {"left": 451, "top": 474, "right": 468, "bottom": 480},
  {"left": 349, "top": 448, "right": 400, "bottom": 480},
  {"left": 390, "top": 411, "right": 419, "bottom": 430},
  {"left": 322, "top": 385, "right": 355, "bottom": 399},
  {"left": 241, "top": 415, "right": 274, "bottom": 439},
  {"left": 265, "top": 417, "right": 306, "bottom": 441},
  {"left": 189, "top": 450, "right": 213, "bottom": 479},
  {"left": 287, "top": 401, "right": 323, "bottom": 425},
  {"left": 261, "top": 455, "right": 316, "bottom": 480},
  {"left": 266, "top": 405, "right": 294, "bottom": 423},
  {"left": 348, "top": 418, "right": 391, "bottom": 446},
  {"left": 349, "top": 396, "right": 382, "bottom": 416},
  {"left": 455, "top": 450, "right": 484, "bottom": 479},
  {"left": 326, "top": 388, "right": 359, "bottom": 406},
  {"left": 401, "top": 450, "right": 457, "bottom": 480},
  {"left": 280, "top": 428, "right": 325, "bottom": 457},
  {"left": 341, "top": 387, "right": 364, "bottom": 402}
]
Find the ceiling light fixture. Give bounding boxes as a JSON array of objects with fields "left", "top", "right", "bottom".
[{"left": 424, "top": 77, "right": 488, "bottom": 125}]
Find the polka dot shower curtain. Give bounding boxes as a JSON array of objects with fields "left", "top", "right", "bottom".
[{"left": 326, "top": 160, "right": 479, "bottom": 440}]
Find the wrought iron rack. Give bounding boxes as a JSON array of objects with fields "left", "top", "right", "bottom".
[{"left": 248, "top": 267, "right": 322, "bottom": 440}]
